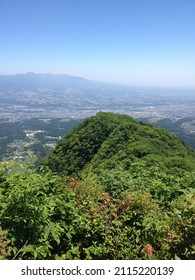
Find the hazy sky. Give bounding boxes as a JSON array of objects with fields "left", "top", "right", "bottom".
[{"left": 0, "top": 0, "right": 195, "bottom": 88}]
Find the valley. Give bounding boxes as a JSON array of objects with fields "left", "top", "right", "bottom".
[
  {"left": 0, "top": 74, "right": 195, "bottom": 260},
  {"left": 0, "top": 73, "right": 195, "bottom": 162}
]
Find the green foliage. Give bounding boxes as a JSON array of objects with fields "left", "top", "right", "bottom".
[
  {"left": 0, "top": 113, "right": 195, "bottom": 260},
  {"left": 0, "top": 163, "right": 78, "bottom": 259},
  {"left": 0, "top": 228, "right": 12, "bottom": 260},
  {"left": 168, "top": 194, "right": 195, "bottom": 259},
  {"left": 43, "top": 112, "right": 195, "bottom": 178},
  {"left": 0, "top": 160, "right": 194, "bottom": 259}
]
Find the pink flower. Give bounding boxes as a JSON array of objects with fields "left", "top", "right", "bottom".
[
  {"left": 141, "top": 244, "right": 155, "bottom": 255},
  {"left": 167, "top": 232, "right": 172, "bottom": 239},
  {"left": 146, "top": 245, "right": 155, "bottom": 255}
]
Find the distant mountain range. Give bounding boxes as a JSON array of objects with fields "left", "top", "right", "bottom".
[{"left": 0, "top": 72, "right": 100, "bottom": 91}]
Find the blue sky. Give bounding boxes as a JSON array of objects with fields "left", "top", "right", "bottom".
[{"left": 0, "top": 0, "right": 195, "bottom": 88}]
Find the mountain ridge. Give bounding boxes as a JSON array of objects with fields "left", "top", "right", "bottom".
[
  {"left": 1, "top": 111, "right": 195, "bottom": 260},
  {"left": 0, "top": 72, "right": 95, "bottom": 90},
  {"left": 43, "top": 112, "right": 195, "bottom": 178}
]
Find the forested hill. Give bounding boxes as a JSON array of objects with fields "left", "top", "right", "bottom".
[
  {"left": 1, "top": 112, "right": 195, "bottom": 260},
  {"left": 43, "top": 112, "right": 195, "bottom": 177}
]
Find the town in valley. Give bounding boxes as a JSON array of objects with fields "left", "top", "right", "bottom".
[{"left": 0, "top": 73, "right": 195, "bottom": 162}]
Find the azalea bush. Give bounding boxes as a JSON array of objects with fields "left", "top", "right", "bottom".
[{"left": 0, "top": 160, "right": 194, "bottom": 260}]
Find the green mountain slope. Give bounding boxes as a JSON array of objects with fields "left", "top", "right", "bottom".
[
  {"left": 43, "top": 112, "right": 195, "bottom": 177},
  {"left": 1, "top": 112, "right": 195, "bottom": 260}
]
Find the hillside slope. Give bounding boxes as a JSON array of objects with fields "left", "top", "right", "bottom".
[
  {"left": 43, "top": 112, "right": 195, "bottom": 177},
  {"left": 1, "top": 112, "right": 195, "bottom": 260}
]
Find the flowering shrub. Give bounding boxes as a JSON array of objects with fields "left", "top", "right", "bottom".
[{"left": 0, "top": 160, "right": 194, "bottom": 260}]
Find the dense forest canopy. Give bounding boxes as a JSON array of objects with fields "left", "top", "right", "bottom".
[
  {"left": 43, "top": 112, "right": 195, "bottom": 176},
  {"left": 0, "top": 112, "right": 195, "bottom": 260}
]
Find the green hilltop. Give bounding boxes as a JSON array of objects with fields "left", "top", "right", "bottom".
[
  {"left": 43, "top": 112, "right": 195, "bottom": 176},
  {"left": 1, "top": 112, "right": 195, "bottom": 260}
]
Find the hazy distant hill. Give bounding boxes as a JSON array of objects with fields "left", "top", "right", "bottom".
[
  {"left": 43, "top": 112, "right": 195, "bottom": 176},
  {"left": 0, "top": 72, "right": 94, "bottom": 90}
]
